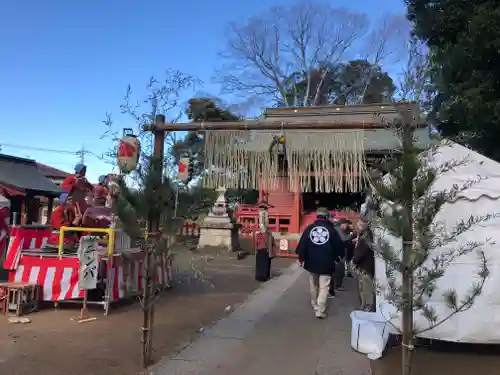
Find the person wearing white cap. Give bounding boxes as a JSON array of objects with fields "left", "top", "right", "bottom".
[{"left": 352, "top": 221, "right": 375, "bottom": 312}]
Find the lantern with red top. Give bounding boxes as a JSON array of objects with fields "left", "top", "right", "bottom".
[
  {"left": 117, "top": 128, "right": 141, "bottom": 173},
  {"left": 177, "top": 156, "right": 194, "bottom": 183}
]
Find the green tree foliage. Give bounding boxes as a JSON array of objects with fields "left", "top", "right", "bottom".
[
  {"left": 112, "top": 155, "right": 175, "bottom": 367},
  {"left": 170, "top": 97, "right": 240, "bottom": 177},
  {"left": 369, "top": 114, "right": 491, "bottom": 374},
  {"left": 113, "top": 156, "right": 175, "bottom": 237},
  {"left": 406, "top": 0, "right": 500, "bottom": 160},
  {"left": 279, "top": 60, "right": 396, "bottom": 107},
  {"left": 170, "top": 98, "right": 258, "bottom": 213}
]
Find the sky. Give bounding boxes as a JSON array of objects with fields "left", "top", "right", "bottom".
[{"left": 0, "top": 0, "right": 406, "bottom": 183}]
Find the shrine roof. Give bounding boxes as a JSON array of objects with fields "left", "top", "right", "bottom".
[
  {"left": 0, "top": 154, "right": 62, "bottom": 197},
  {"left": 227, "top": 102, "right": 434, "bottom": 153},
  {"left": 264, "top": 103, "right": 415, "bottom": 125},
  {"left": 232, "top": 127, "right": 434, "bottom": 153},
  {"left": 363, "top": 127, "right": 435, "bottom": 152}
]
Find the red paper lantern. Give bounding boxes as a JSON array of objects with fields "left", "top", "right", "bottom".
[{"left": 117, "top": 131, "right": 141, "bottom": 173}]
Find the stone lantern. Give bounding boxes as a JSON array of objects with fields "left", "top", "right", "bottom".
[{"left": 197, "top": 187, "right": 239, "bottom": 251}]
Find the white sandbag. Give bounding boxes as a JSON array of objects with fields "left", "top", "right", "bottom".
[{"left": 350, "top": 310, "right": 394, "bottom": 360}]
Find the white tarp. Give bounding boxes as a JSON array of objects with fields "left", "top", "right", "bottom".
[{"left": 375, "top": 141, "right": 500, "bottom": 343}]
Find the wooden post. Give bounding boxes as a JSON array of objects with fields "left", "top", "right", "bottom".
[
  {"left": 20, "top": 199, "right": 25, "bottom": 225},
  {"left": 46, "top": 197, "right": 54, "bottom": 225},
  {"left": 293, "top": 179, "right": 300, "bottom": 233},
  {"left": 142, "top": 114, "right": 165, "bottom": 368},
  {"left": 401, "top": 122, "right": 415, "bottom": 375}
]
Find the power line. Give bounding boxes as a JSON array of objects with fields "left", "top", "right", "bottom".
[
  {"left": 0, "top": 142, "right": 106, "bottom": 162},
  {"left": 76, "top": 144, "right": 86, "bottom": 164},
  {"left": 0, "top": 142, "right": 77, "bottom": 155}
]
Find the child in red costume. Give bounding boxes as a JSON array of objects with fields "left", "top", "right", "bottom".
[
  {"left": 62, "top": 164, "right": 86, "bottom": 192},
  {"left": 48, "top": 194, "right": 82, "bottom": 246},
  {"left": 62, "top": 164, "right": 93, "bottom": 214}
]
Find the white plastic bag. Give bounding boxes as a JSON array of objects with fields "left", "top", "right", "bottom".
[{"left": 350, "top": 310, "right": 393, "bottom": 360}]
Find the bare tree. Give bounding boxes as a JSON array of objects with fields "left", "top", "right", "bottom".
[
  {"left": 356, "top": 13, "right": 410, "bottom": 104},
  {"left": 215, "top": 1, "right": 407, "bottom": 107},
  {"left": 102, "top": 69, "right": 202, "bottom": 176},
  {"left": 397, "top": 40, "right": 431, "bottom": 104}
]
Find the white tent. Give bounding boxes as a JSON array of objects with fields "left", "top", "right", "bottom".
[{"left": 375, "top": 141, "right": 500, "bottom": 343}]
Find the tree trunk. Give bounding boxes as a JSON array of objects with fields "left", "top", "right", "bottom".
[
  {"left": 401, "top": 270, "right": 414, "bottom": 375},
  {"left": 401, "top": 122, "right": 415, "bottom": 375},
  {"left": 148, "top": 297, "right": 155, "bottom": 364},
  {"left": 141, "top": 248, "right": 152, "bottom": 368},
  {"left": 140, "top": 120, "right": 166, "bottom": 368}
]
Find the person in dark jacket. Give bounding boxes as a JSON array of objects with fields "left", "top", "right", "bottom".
[
  {"left": 296, "top": 207, "right": 344, "bottom": 319},
  {"left": 329, "top": 219, "right": 354, "bottom": 296},
  {"left": 345, "top": 222, "right": 356, "bottom": 277},
  {"left": 352, "top": 221, "right": 375, "bottom": 312}
]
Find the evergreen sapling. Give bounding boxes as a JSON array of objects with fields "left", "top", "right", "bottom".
[{"left": 369, "top": 114, "right": 492, "bottom": 375}]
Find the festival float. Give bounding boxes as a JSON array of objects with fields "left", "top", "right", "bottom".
[{"left": 1, "top": 131, "right": 172, "bottom": 316}]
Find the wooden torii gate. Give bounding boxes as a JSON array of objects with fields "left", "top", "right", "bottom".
[
  {"left": 137, "top": 104, "right": 417, "bottom": 366},
  {"left": 139, "top": 109, "right": 406, "bottom": 365},
  {"left": 144, "top": 114, "right": 391, "bottom": 236}
]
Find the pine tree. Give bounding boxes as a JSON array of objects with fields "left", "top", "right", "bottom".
[
  {"left": 369, "top": 41, "right": 491, "bottom": 375},
  {"left": 113, "top": 155, "right": 175, "bottom": 367},
  {"left": 103, "top": 70, "right": 200, "bottom": 368},
  {"left": 371, "top": 118, "right": 490, "bottom": 375},
  {"left": 367, "top": 41, "right": 492, "bottom": 375}
]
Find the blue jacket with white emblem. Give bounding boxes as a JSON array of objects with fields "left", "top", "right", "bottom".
[{"left": 296, "top": 218, "right": 344, "bottom": 275}]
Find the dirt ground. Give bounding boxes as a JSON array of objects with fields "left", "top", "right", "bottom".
[
  {"left": 0, "top": 247, "right": 294, "bottom": 375},
  {"left": 371, "top": 340, "right": 500, "bottom": 375}
]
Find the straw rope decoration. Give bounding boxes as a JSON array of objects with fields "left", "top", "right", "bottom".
[{"left": 203, "top": 129, "right": 366, "bottom": 193}]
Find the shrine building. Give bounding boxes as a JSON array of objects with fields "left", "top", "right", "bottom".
[{"left": 201, "top": 102, "right": 434, "bottom": 236}]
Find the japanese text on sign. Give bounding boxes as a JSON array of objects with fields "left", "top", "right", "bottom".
[{"left": 78, "top": 237, "right": 99, "bottom": 290}]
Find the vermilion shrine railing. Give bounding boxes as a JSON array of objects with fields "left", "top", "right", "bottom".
[{"left": 177, "top": 220, "right": 298, "bottom": 258}]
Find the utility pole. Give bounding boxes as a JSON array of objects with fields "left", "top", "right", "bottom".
[{"left": 76, "top": 145, "right": 86, "bottom": 164}]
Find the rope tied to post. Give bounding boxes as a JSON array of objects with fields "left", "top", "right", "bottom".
[{"left": 401, "top": 342, "right": 415, "bottom": 350}]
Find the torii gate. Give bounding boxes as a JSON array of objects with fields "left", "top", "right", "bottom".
[
  {"left": 144, "top": 112, "right": 393, "bottom": 234},
  {"left": 138, "top": 103, "right": 417, "bottom": 366}
]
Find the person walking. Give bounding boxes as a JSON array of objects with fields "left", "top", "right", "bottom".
[
  {"left": 329, "top": 219, "right": 354, "bottom": 297},
  {"left": 296, "top": 208, "right": 344, "bottom": 319},
  {"left": 254, "top": 201, "right": 276, "bottom": 282},
  {"left": 254, "top": 226, "right": 276, "bottom": 282},
  {"left": 345, "top": 221, "right": 357, "bottom": 278},
  {"left": 353, "top": 221, "right": 375, "bottom": 312}
]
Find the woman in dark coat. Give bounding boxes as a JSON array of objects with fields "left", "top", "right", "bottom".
[
  {"left": 352, "top": 221, "right": 375, "bottom": 312},
  {"left": 254, "top": 228, "right": 276, "bottom": 282},
  {"left": 254, "top": 202, "right": 276, "bottom": 282}
]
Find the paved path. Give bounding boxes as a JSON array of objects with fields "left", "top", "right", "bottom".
[{"left": 150, "top": 263, "right": 371, "bottom": 375}]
